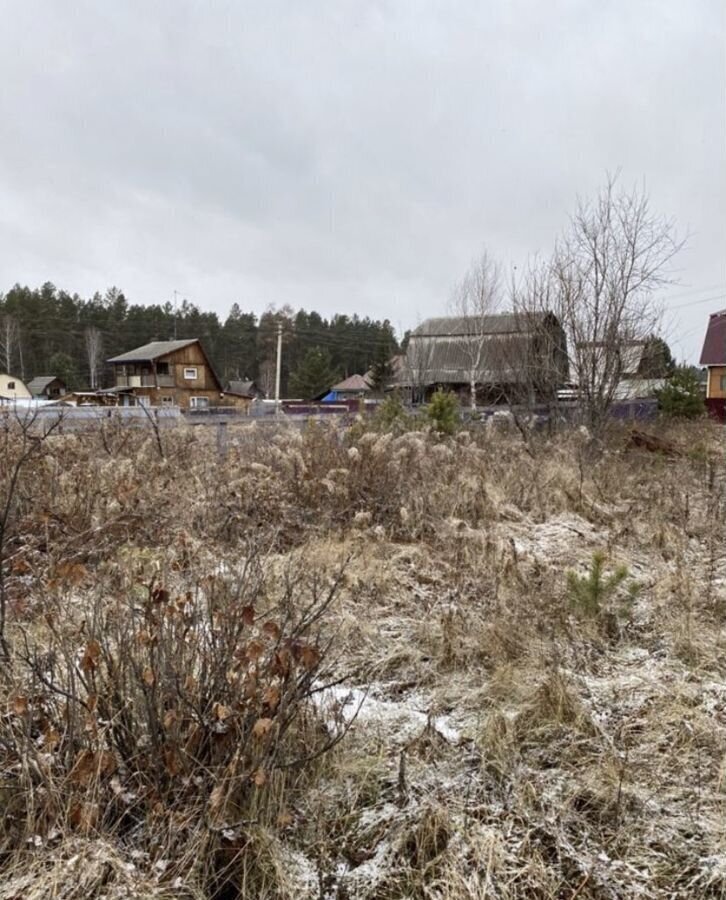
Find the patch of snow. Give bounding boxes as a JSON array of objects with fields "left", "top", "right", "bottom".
[{"left": 315, "top": 684, "right": 462, "bottom": 745}]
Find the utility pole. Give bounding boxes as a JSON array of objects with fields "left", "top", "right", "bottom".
[
  {"left": 173, "top": 290, "right": 179, "bottom": 339},
  {"left": 274, "top": 322, "right": 283, "bottom": 416}
]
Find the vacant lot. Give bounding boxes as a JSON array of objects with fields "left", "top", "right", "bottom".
[{"left": 0, "top": 416, "right": 724, "bottom": 899}]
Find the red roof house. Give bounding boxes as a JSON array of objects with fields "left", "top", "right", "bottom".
[{"left": 699, "top": 309, "right": 726, "bottom": 418}]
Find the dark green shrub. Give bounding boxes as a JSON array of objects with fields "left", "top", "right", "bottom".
[{"left": 656, "top": 367, "right": 705, "bottom": 419}]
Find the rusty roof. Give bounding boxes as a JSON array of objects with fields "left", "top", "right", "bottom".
[{"left": 699, "top": 310, "right": 726, "bottom": 366}]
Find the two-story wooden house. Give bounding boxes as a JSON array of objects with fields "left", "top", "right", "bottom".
[{"left": 107, "top": 339, "right": 250, "bottom": 411}]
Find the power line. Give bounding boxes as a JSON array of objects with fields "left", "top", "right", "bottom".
[
  {"left": 665, "top": 293, "right": 726, "bottom": 312},
  {"left": 660, "top": 283, "right": 726, "bottom": 302}
]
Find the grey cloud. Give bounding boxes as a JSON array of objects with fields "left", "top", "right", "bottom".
[{"left": 0, "top": 0, "right": 723, "bottom": 359}]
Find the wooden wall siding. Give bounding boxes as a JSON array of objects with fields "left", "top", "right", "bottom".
[
  {"left": 707, "top": 367, "right": 726, "bottom": 399},
  {"left": 125, "top": 387, "right": 250, "bottom": 411},
  {"left": 166, "top": 344, "right": 206, "bottom": 366},
  {"left": 161, "top": 345, "right": 220, "bottom": 392}
]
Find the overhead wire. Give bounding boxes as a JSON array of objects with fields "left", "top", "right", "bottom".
[{"left": 664, "top": 293, "right": 726, "bottom": 311}]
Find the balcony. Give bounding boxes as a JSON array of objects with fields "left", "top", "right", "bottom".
[{"left": 115, "top": 374, "right": 175, "bottom": 388}]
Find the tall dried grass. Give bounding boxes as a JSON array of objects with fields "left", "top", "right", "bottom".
[{"left": 0, "top": 413, "right": 724, "bottom": 897}]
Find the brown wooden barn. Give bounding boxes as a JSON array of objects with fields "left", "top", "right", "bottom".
[{"left": 107, "top": 339, "right": 251, "bottom": 411}]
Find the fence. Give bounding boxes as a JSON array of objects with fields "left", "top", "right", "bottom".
[
  {"left": 0, "top": 405, "right": 182, "bottom": 434},
  {"left": 0, "top": 396, "right": 665, "bottom": 435}
]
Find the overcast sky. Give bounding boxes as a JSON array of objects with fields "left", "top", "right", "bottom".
[{"left": 0, "top": 0, "right": 723, "bottom": 361}]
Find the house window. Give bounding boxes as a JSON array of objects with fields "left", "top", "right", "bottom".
[
  {"left": 190, "top": 396, "right": 209, "bottom": 409},
  {"left": 720, "top": 375, "right": 726, "bottom": 392},
  {"left": 161, "top": 396, "right": 174, "bottom": 407},
  {"left": 7, "top": 382, "right": 14, "bottom": 390},
  {"left": 157, "top": 362, "right": 170, "bottom": 376},
  {"left": 184, "top": 367, "right": 198, "bottom": 380}
]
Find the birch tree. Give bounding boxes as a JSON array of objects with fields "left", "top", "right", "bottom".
[
  {"left": 449, "top": 250, "right": 502, "bottom": 409},
  {"left": 84, "top": 325, "right": 104, "bottom": 389},
  {"left": 258, "top": 358, "right": 276, "bottom": 399},
  {"left": 514, "top": 176, "right": 682, "bottom": 429},
  {"left": 0, "top": 315, "right": 21, "bottom": 376}
]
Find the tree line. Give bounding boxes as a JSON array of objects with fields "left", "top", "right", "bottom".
[{"left": 0, "top": 284, "right": 399, "bottom": 398}]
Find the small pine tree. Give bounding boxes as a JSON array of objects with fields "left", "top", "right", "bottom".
[
  {"left": 566, "top": 552, "right": 639, "bottom": 618},
  {"left": 656, "top": 366, "right": 705, "bottom": 419},
  {"left": 425, "top": 389, "right": 459, "bottom": 435},
  {"left": 374, "top": 392, "right": 411, "bottom": 433}
]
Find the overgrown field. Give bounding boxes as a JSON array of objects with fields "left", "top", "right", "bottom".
[{"left": 0, "top": 416, "right": 725, "bottom": 899}]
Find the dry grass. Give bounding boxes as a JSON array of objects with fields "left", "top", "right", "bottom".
[{"left": 0, "top": 414, "right": 725, "bottom": 897}]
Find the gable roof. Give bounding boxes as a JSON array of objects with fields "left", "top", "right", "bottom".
[
  {"left": 227, "top": 380, "right": 260, "bottom": 397},
  {"left": 412, "top": 312, "right": 550, "bottom": 338},
  {"left": 27, "top": 376, "right": 64, "bottom": 394},
  {"left": 107, "top": 339, "right": 198, "bottom": 364},
  {"left": 398, "top": 334, "right": 539, "bottom": 385},
  {"left": 576, "top": 340, "right": 647, "bottom": 377},
  {"left": 395, "top": 312, "right": 564, "bottom": 387},
  {"left": 699, "top": 310, "right": 726, "bottom": 366},
  {"left": 330, "top": 373, "right": 371, "bottom": 392}
]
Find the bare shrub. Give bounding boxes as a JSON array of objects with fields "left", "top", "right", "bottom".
[{"left": 1, "top": 521, "right": 352, "bottom": 895}]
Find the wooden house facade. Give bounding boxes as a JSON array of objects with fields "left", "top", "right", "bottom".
[
  {"left": 699, "top": 310, "right": 726, "bottom": 420},
  {"left": 108, "top": 339, "right": 251, "bottom": 411}
]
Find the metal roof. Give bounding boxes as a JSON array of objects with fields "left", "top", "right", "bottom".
[
  {"left": 393, "top": 312, "right": 563, "bottom": 387},
  {"left": 107, "top": 339, "right": 198, "bottom": 363},
  {"left": 227, "top": 380, "right": 259, "bottom": 396},
  {"left": 394, "top": 333, "right": 538, "bottom": 386},
  {"left": 412, "top": 313, "right": 549, "bottom": 338},
  {"left": 27, "top": 376, "right": 63, "bottom": 394},
  {"left": 700, "top": 310, "right": 726, "bottom": 366}
]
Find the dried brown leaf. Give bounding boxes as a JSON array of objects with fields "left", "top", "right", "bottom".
[{"left": 252, "top": 717, "right": 273, "bottom": 739}]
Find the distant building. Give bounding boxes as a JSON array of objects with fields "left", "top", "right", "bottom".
[
  {"left": 107, "top": 339, "right": 250, "bottom": 411},
  {"left": 227, "top": 379, "right": 264, "bottom": 399},
  {"left": 699, "top": 309, "right": 726, "bottom": 420},
  {"left": 577, "top": 339, "right": 670, "bottom": 400},
  {"left": 700, "top": 310, "right": 726, "bottom": 398},
  {"left": 319, "top": 374, "right": 372, "bottom": 402},
  {"left": 0, "top": 374, "right": 32, "bottom": 403},
  {"left": 27, "top": 376, "right": 67, "bottom": 400},
  {"left": 392, "top": 313, "right": 568, "bottom": 404},
  {"left": 58, "top": 390, "right": 119, "bottom": 407}
]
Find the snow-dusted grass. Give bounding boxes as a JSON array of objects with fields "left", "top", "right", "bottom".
[{"left": 1, "top": 417, "right": 725, "bottom": 898}]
